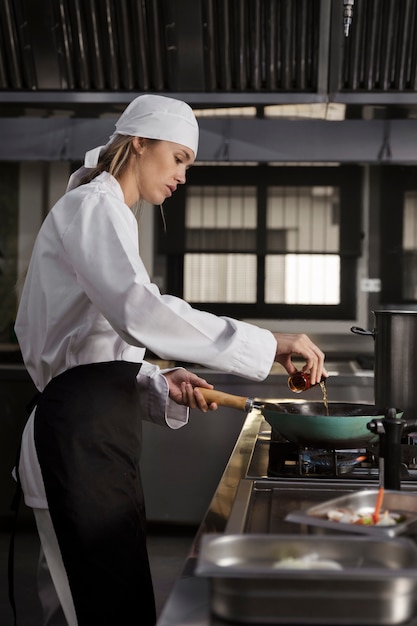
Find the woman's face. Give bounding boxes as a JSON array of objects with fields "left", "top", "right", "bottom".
[{"left": 135, "top": 138, "right": 195, "bottom": 205}]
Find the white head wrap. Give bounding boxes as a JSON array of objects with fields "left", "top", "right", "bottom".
[{"left": 67, "top": 94, "right": 199, "bottom": 191}]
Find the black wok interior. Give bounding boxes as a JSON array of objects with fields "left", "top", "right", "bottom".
[{"left": 270, "top": 402, "right": 395, "bottom": 417}]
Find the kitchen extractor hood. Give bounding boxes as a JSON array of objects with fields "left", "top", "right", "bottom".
[{"left": 1, "top": 0, "right": 417, "bottom": 115}]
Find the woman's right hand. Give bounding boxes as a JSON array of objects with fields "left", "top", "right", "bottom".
[{"left": 163, "top": 369, "right": 218, "bottom": 412}]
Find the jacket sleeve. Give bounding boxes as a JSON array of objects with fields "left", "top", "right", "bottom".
[
  {"left": 136, "top": 361, "right": 190, "bottom": 429},
  {"left": 61, "top": 192, "right": 276, "bottom": 381}
]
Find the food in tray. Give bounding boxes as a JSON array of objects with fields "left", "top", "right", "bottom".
[
  {"left": 273, "top": 554, "right": 342, "bottom": 570},
  {"left": 326, "top": 507, "right": 406, "bottom": 526}
]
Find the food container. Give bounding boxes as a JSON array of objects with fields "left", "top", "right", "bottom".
[
  {"left": 195, "top": 533, "right": 417, "bottom": 624},
  {"left": 286, "top": 489, "right": 417, "bottom": 538}
]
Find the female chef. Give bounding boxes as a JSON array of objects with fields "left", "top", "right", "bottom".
[{"left": 14, "top": 94, "right": 326, "bottom": 626}]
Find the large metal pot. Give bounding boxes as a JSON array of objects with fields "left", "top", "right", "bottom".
[
  {"left": 352, "top": 310, "right": 417, "bottom": 419},
  {"left": 197, "top": 388, "right": 401, "bottom": 448}
]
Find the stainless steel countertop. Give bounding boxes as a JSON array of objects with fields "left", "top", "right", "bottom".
[
  {"left": 157, "top": 410, "right": 263, "bottom": 626},
  {"left": 157, "top": 407, "right": 417, "bottom": 626}
]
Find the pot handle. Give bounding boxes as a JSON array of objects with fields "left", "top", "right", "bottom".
[
  {"left": 196, "top": 387, "right": 248, "bottom": 411},
  {"left": 351, "top": 326, "right": 375, "bottom": 337}
]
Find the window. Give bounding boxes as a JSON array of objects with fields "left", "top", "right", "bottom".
[
  {"left": 265, "top": 186, "right": 340, "bottom": 304},
  {"left": 184, "top": 186, "right": 257, "bottom": 303},
  {"left": 265, "top": 254, "right": 340, "bottom": 304},
  {"left": 379, "top": 165, "right": 417, "bottom": 305},
  {"left": 402, "top": 191, "right": 417, "bottom": 300},
  {"left": 157, "top": 166, "right": 361, "bottom": 320}
]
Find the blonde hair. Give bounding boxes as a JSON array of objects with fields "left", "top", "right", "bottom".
[{"left": 79, "top": 134, "right": 135, "bottom": 185}]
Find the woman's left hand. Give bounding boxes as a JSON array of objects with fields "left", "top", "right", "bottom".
[{"left": 163, "top": 369, "right": 218, "bottom": 411}]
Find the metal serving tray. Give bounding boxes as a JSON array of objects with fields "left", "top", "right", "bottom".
[
  {"left": 196, "top": 533, "right": 417, "bottom": 625},
  {"left": 286, "top": 489, "right": 417, "bottom": 537}
]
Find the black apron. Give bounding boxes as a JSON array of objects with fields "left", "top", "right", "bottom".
[{"left": 33, "top": 361, "right": 156, "bottom": 626}]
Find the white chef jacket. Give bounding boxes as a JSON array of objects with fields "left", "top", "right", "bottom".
[{"left": 14, "top": 171, "right": 277, "bottom": 508}]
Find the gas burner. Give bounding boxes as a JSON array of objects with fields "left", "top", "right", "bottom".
[
  {"left": 264, "top": 428, "right": 417, "bottom": 481},
  {"left": 267, "top": 440, "right": 372, "bottom": 478},
  {"left": 300, "top": 449, "right": 368, "bottom": 476}
]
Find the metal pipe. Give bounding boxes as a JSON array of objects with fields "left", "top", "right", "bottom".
[{"left": 343, "top": 0, "right": 354, "bottom": 37}]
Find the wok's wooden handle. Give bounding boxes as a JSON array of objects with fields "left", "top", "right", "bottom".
[{"left": 196, "top": 387, "right": 248, "bottom": 411}]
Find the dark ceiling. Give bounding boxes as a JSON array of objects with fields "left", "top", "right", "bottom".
[{"left": 1, "top": 0, "right": 417, "bottom": 117}]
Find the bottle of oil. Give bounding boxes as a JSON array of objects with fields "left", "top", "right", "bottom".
[{"left": 288, "top": 371, "right": 320, "bottom": 393}]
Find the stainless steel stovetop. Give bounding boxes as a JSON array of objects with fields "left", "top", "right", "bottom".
[
  {"left": 232, "top": 416, "right": 417, "bottom": 534},
  {"left": 158, "top": 411, "right": 417, "bottom": 626},
  {"left": 223, "top": 419, "right": 417, "bottom": 624},
  {"left": 247, "top": 420, "right": 417, "bottom": 482}
]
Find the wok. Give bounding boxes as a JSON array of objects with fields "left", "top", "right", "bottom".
[{"left": 197, "top": 388, "right": 403, "bottom": 448}]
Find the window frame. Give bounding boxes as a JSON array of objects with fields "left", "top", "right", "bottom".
[{"left": 156, "top": 165, "right": 362, "bottom": 320}]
